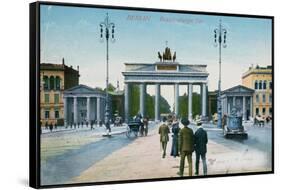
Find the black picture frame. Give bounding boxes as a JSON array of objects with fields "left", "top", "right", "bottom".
[{"left": 30, "top": 1, "right": 274, "bottom": 188}]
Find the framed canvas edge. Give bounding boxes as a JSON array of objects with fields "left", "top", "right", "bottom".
[{"left": 29, "top": 1, "right": 275, "bottom": 189}]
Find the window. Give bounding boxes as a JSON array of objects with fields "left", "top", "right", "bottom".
[
  {"left": 269, "top": 94, "right": 272, "bottom": 103},
  {"left": 54, "top": 94, "right": 59, "bottom": 104},
  {"left": 263, "top": 80, "right": 267, "bottom": 89},
  {"left": 50, "top": 76, "right": 55, "bottom": 90},
  {"left": 43, "top": 76, "right": 49, "bottom": 90},
  {"left": 45, "top": 111, "right": 50, "bottom": 119},
  {"left": 259, "top": 80, "right": 262, "bottom": 89},
  {"left": 256, "top": 108, "right": 259, "bottom": 115},
  {"left": 256, "top": 94, "right": 259, "bottom": 103},
  {"left": 262, "top": 107, "right": 266, "bottom": 115},
  {"left": 254, "top": 81, "right": 258, "bottom": 89},
  {"left": 45, "top": 94, "right": 50, "bottom": 103},
  {"left": 262, "top": 94, "right": 266, "bottom": 103},
  {"left": 55, "top": 110, "right": 59, "bottom": 119},
  {"left": 55, "top": 76, "right": 61, "bottom": 90},
  {"left": 269, "top": 107, "right": 272, "bottom": 115},
  {"left": 269, "top": 81, "right": 272, "bottom": 89}
]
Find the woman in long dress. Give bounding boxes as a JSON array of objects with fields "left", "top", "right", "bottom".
[{"left": 170, "top": 120, "right": 180, "bottom": 157}]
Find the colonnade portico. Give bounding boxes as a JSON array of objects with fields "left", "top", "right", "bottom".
[
  {"left": 63, "top": 85, "right": 106, "bottom": 127},
  {"left": 122, "top": 61, "right": 209, "bottom": 123},
  {"left": 221, "top": 85, "right": 254, "bottom": 121}
]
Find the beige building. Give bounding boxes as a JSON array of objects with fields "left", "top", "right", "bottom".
[
  {"left": 40, "top": 58, "right": 79, "bottom": 127},
  {"left": 242, "top": 65, "right": 272, "bottom": 118}
]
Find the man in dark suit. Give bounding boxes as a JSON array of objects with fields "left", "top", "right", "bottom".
[
  {"left": 194, "top": 119, "right": 208, "bottom": 175},
  {"left": 158, "top": 117, "right": 170, "bottom": 158},
  {"left": 177, "top": 117, "right": 194, "bottom": 177}
]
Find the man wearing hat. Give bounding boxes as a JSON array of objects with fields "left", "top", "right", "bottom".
[
  {"left": 177, "top": 117, "right": 194, "bottom": 177},
  {"left": 158, "top": 117, "right": 170, "bottom": 158},
  {"left": 194, "top": 118, "right": 208, "bottom": 175}
]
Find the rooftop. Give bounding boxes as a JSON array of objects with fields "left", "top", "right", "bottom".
[
  {"left": 40, "top": 58, "right": 79, "bottom": 72},
  {"left": 242, "top": 65, "right": 272, "bottom": 78}
]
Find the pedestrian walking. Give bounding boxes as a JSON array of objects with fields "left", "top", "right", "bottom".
[
  {"left": 90, "top": 120, "right": 94, "bottom": 130},
  {"left": 143, "top": 116, "right": 149, "bottom": 136},
  {"left": 49, "top": 123, "right": 53, "bottom": 132},
  {"left": 177, "top": 117, "right": 194, "bottom": 177},
  {"left": 170, "top": 119, "right": 180, "bottom": 157},
  {"left": 222, "top": 114, "right": 227, "bottom": 129},
  {"left": 158, "top": 117, "right": 170, "bottom": 158},
  {"left": 194, "top": 119, "right": 208, "bottom": 176},
  {"left": 45, "top": 122, "right": 48, "bottom": 130}
]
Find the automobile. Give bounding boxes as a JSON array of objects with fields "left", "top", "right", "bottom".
[{"left": 223, "top": 108, "right": 248, "bottom": 139}]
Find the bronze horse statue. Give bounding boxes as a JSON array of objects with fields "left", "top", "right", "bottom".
[{"left": 158, "top": 47, "right": 176, "bottom": 62}]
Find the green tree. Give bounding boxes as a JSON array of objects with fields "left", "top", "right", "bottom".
[
  {"left": 179, "top": 93, "right": 188, "bottom": 118},
  {"left": 178, "top": 92, "right": 201, "bottom": 119},
  {"left": 105, "top": 83, "right": 116, "bottom": 92},
  {"left": 129, "top": 84, "right": 140, "bottom": 117},
  {"left": 128, "top": 84, "right": 171, "bottom": 119},
  {"left": 159, "top": 95, "right": 171, "bottom": 113},
  {"left": 145, "top": 94, "right": 154, "bottom": 118}
]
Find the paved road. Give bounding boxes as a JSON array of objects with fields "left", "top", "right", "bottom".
[
  {"left": 41, "top": 121, "right": 272, "bottom": 185},
  {"left": 201, "top": 122, "right": 272, "bottom": 161},
  {"left": 41, "top": 123, "right": 157, "bottom": 185},
  {"left": 71, "top": 122, "right": 272, "bottom": 183}
]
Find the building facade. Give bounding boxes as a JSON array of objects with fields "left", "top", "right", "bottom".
[
  {"left": 40, "top": 59, "right": 79, "bottom": 127},
  {"left": 221, "top": 85, "right": 254, "bottom": 121},
  {"left": 242, "top": 65, "right": 272, "bottom": 117},
  {"left": 63, "top": 85, "right": 106, "bottom": 126}
]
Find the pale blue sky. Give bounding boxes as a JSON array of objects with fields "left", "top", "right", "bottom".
[{"left": 40, "top": 5, "right": 272, "bottom": 106}]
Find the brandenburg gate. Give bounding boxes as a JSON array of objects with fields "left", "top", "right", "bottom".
[{"left": 122, "top": 47, "right": 209, "bottom": 122}]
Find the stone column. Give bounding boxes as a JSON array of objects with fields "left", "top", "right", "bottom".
[
  {"left": 202, "top": 83, "right": 207, "bottom": 117},
  {"left": 250, "top": 96, "right": 253, "bottom": 118},
  {"left": 73, "top": 96, "right": 78, "bottom": 124},
  {"left": 97, "top": 97, "right": 101, "bottom": 123},
  {"left": 188, "top": 83, "right": 193, "bottom": 121},
  {"left": 64, "top": 97, "right": 68, "bottom": 127},
  {"left": 124, "top": 83, "right": 130, "bottom": 123},
  {"left": 242, "top": 96, "right": 246, "bottom": 121},
  {"left": 174, "top": 83, "right": 179, "bottom": 117},
  {"left": 139, "top": 83, "right": 146, "bottom": 117},
  {"left": 155, "top": 83, "right": 160, "bottom": 121},
  {"left": 224, "top": 96, "right": 228, "bottom": 115},
  {"left": 227, "top": 103, "right": 231, "bottom": 114},
  {"left": 233, "top": 96, "right": 236, "bottom": 107},
  {"left": 87, "top": 96, "right": 91, "bottom": 123}
]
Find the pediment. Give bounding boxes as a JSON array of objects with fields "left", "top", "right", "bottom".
[
  {"left": 223, "top": 85, "right": 254, "bottom": 94},
  {"left": 64, "top": 84, "right": 103, "bottom": 94}
]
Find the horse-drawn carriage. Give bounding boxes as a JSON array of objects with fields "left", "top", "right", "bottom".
[
  {"left": 254, "top": 115, "right": 265, "bottom": 127},
  {"left": 125, "top": 121, "right": 141, "bottom": 138}
]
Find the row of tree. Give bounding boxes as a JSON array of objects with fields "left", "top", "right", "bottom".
[
  {"left": 106, "top": 83, "right": 205, "bottom": 119},
  {"left": 129, "top": 84, "right": 202, "bottom": 119}
]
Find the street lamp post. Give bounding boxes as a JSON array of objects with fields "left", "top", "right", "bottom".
[
  {"left": 214, "top": 19, "right": 227, "bottom": 128},
  {"left": 100, "top": 13, "right": 115, "bottom": 134}
]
